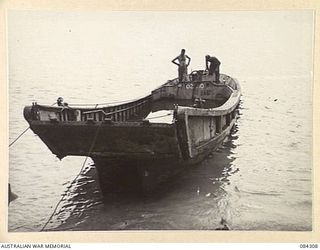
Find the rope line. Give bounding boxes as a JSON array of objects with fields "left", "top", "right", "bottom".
[
  {"left": 9, "top": 127, "right": 30, "bottom": 147},
  {"left": 40, "top": 122, "right": 103, "bottom": 232},
  {"left": 40, "top": 156, "right": 89, "bottom": 232},
  {"left": 10, "top": 102, "right": 57, "bottom": 147}
]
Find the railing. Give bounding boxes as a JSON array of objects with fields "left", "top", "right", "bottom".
[
  {"left": 81, "top": 99, "right": 150, "bottom": 122},
  {"left": 31, "top": 95, "right": 152, "bottom": 123}
]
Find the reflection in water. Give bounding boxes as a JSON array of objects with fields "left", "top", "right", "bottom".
[
  {"left": 44, "top": 163, "right": 103, "bottom": 231},
  {"left": 9, "top": 11, "right": 312, "bottom": 231},
  {"left": 48, "top": 123, "right": 241, "bottom": 231}
]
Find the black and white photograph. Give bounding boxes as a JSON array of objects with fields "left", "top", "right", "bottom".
[{"left": 7, "top": 9, "right": 313, "bottom": 233}]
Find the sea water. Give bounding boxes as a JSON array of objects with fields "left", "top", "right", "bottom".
[{"left": 8, "top": 10, "right": 313, "bottom": 231}]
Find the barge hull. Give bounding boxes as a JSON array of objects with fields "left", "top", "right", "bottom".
[{"left": 27, "top": 120, "right": 181, "bottom": 160}]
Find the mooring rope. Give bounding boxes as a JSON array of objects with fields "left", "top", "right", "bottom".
[
  {"left": 9, "top": 127, "right": 30, "bottom": 147},
  {"left": 10, "top": 103, "right": 57, "bottom": 148},
  {"left": 40, "top": 122, "right": 103, "bottom": 232},
  {"left": 40, "top": 156, "right": 89, "bottom": 232}
]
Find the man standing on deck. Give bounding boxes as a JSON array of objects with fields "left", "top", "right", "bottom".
[
  {"left": 172, "top": 49, "right": 191, "bottom": 82},
  {"left": 205, "top": 55, "right": 221, "bottom": 82}
]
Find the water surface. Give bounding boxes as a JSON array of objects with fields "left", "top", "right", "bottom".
[{"left": 8, "top": 10, "right": 313, "bottom": 231}]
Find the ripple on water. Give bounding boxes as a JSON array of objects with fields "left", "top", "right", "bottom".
[{"left": 8, "top": 14, "right": 312, "bottom": 231}]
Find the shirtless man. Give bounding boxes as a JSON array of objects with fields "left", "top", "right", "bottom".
[{"left": 172, "top": 49, "right": 191, "bottom": 82}]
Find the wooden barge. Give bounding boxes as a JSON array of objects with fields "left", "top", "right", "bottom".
[{"left": 23, "top": 70, "right": 241, "bottom": 193}]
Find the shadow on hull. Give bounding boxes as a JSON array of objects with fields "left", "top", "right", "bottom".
[{"left": 93, "top": 121, "right": 239, "bottom": 195}]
